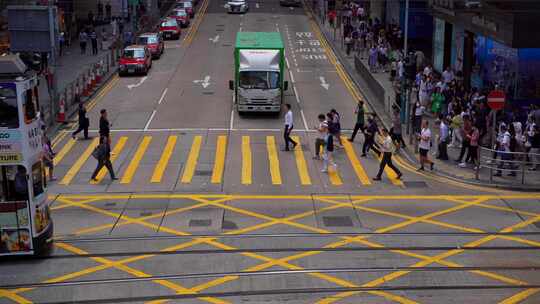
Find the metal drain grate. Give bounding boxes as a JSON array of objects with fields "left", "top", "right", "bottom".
[
  {"left": 105, "top": 202, "right": 116, "bottom": 207},
  {"left": 222, "top": 43, "right": 231, "bottom": 47},
  {"left": 202, "top": 91, "right": 214, "bottom": 95},
  {"left": 403, "top": 181, "right": 428, "bottom": 188},
  {"left": 323, "top": 216, "right": 353, "bottom": 227},
  {"left": 195, "top": 170, "right": 212, "bottom": 176},
  {"left": 140, "top": 211, "right": 152, "bottom": 216},
  {"left": 216, "top": 29, "right": 224, "bottom": 32},
  {"left": 189, "top": 219, "right": 212, "bottom": 227},
  {"left": 222, "top": 220, "right": 238, "bottom": 230}
]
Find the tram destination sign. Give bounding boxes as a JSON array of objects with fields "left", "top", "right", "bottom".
[{"left": 0, "top": 153, "right": 23, "bottom": 163}]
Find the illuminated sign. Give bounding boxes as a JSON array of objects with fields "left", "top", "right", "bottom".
[{"left": 0, "top": 153, "right": 23, "bottom": 163}]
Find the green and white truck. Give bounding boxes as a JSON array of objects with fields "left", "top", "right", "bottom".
[{"left": 229, "top": 32, "right": 288, "bottom": 113}]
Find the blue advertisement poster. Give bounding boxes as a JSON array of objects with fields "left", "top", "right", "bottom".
[{"left": 474, "top": 36, "right": 540, "bottom": 102}]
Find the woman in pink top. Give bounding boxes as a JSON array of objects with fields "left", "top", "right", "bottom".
[{"left": 467, "top": 125, "right": 480, "bottom": 169}]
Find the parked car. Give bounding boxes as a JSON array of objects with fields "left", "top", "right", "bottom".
[
  {"left": 136, "top": 33, "right": 164, "bottom": 59},
  {"left": 226, "top": 0, "right": 248, "bottom": 13},
  {"left": 175, "top": 1, "right": 194, "bottom": 18},
  {"left": 118, "top": 45, "right": 152, "bottom": 76},
  {"left": 159, "top": 17, "right": 181, "bottom": 40},
  {"left": 279, "top": 0, "right": 301, "bottom": 6},
  {"left": 170, "top": 8, "right": 190, "bottom": 28}
]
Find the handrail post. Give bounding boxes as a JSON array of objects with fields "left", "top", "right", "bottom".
[{"left": 521, "top": 159, "right": 526, "bottom": 184}]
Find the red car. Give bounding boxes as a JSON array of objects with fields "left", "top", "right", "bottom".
[
  {"left": 118, "top": 45, "right": 152, "bottom": 76},
  {"left": 159, "top": 17, "right": 181, "bottom": 40},
  {"left": 170, "top": 8, "right": 190, "bottom": 28},
  {"left": 136, "top": 33, "right": 164, "bottom": 59},
  {"left": 175, "top": 1, "right": 194, "bottom": 18}
]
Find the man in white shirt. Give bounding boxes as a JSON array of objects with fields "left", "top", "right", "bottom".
[
  {"left": 373, "top": 128, "right": 402, "bottom": 181},
  {"left": 314, "top": 114, "right": 328, "bottom": 160},
  {"left": 418, "top": 120, "right": 434, "bottom": 171},
  {"left": 442, "top": 66, "right": 454, "bottom": 84},
  {"left": 437, "top": 115, "right": 449, "bottom": 160},
  {"left": 283, "top": 103, "right": 297, "bottom": 151}
]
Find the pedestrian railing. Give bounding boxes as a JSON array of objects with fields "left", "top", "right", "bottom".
[{"left": 477, "top": 146, "right": 540, "bottom": 185}]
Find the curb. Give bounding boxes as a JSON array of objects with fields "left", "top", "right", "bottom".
[{"left": 307, "top": 8, "right": 537, "bottom": 192}]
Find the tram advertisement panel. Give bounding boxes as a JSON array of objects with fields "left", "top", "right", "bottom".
[
  {"left": 0, "top": 201, "right": 32, "bottom": 254},
  {"left": 0, "top": 129, "right": 23, "bottom": 163}
]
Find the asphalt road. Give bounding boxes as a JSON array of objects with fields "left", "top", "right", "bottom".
[{"left": 1, "top": 0, "right": 540, "bottom": 303}]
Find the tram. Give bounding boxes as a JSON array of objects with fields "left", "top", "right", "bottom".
[{"left": 0, "top": 55, "right": 53, "bottom": 256}]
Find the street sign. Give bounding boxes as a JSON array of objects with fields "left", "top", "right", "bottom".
[{"left": 487, "top": 90, "right": 505, "bottom": 110}]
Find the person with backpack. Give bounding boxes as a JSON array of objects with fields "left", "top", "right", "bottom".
[
  {"left": 373, "top": 128, "right": 402, "bottom": 181},
  {"left": 91, "top": 135, "right": 117, "bottom": 181},
  {"left": 322, "top": 113, "right": 337, "bottom": 173},
  {"left": 362, "top": 116, "right": 380, "bottom": 157},
  {"left": 329, "top": 109, "right": 343, "bottom": 148}
]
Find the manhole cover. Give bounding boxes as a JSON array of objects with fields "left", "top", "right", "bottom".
[
  {"left": 222, "top": 220, "right": 238, "bottom": 230},
  {"left": 202, "top": 91, "right": 214, "bottom": 95},
  {"left": 140, "top": 211, "right": 152, "bottom": 216},
  {"left": 323, "top": 216, "right": 353, "bottom": 227},
  {"left": 403, "top": 181, "right": 428, "bottom": 188},
  {"left": 195, "top": 170, "right": 212, "bottom": 176},
  {"left": 189, "top": 219, "right": 212, "bottom": 227}
]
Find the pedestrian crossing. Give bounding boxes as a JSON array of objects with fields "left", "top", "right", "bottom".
[{"left": 52, "top": 132, "right": 404, "bottom": 188}]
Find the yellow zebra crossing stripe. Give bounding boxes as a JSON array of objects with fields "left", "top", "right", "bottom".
[
  {"left": 91, "top": 136, "right": 128, "bottom": 184},
  {"left": 291, "top": 136, "right": 311, "bottom": 185},
  {"left": 241, "top": 136, "right": 252, "bottom": 185},
  {"left": 266, "top": 136, "right": 282, "bottom": 185},
  {"left": 211, "top": 136, "right": 227, "bottom": 184},
  {"left": 120, "top": 136, "right": 152, "bottom": 184},
  {"left": 341, "top": 136, "right": 371, "bottom": 185},
  {"left": 59, "top": 137, "right": 99, "bottom": 185},
  {"left": 151, "top": 135, "right": 178, "bottom": 183},
  {"left": 181, "top": 136, "right": 202, "bottom": 183}
]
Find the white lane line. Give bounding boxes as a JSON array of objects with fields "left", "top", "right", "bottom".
[
  {"left": 293, "top": 86, "right": 300, "bottom": 104},
  {"left": 289, "top": 70, "right": 295, "bottom": 83},
  {"left": 230, "top": 109, "right": 235, "bottom": 130},
  {"left": 158, "top": 88, "right": 168, "bottom": 105},
  {"left": 285, "top": 58, "right": 290, "bottom": 69},
  {"left": 300, "top": 109, "right": 309, "bottom": 131},
  {"left": 144, "top": 110, "right": 157, "bottom": 131}
]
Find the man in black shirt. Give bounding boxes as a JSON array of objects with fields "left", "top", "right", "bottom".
[{"left": 99, "top": 109, "right": 111, "bottom": 144}]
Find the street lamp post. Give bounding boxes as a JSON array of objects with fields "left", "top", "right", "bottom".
[{"left": 403, "top": 0, "right": 409, "bottom": 55}]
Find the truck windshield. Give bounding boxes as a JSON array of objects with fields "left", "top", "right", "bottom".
[
  {"left": 239, "top": 71, "right": 279, "bottom": 90},
  {"left": 0, "top": 85, "right": 19, "bottom": 129}
]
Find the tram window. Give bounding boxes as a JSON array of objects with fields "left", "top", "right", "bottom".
[
  {"left": 24, "top": 89, "right": 37, "bottom": 123},
  {"left": 31, "top": 163, "right": 44, "bottom": 197},
  {"left": 0, "top": 85, "right": 19, "bottom": 129}
]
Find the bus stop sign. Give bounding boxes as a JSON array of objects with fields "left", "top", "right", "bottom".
[{"left": 487, "top": 90, "right": 505, "bottom": 110}]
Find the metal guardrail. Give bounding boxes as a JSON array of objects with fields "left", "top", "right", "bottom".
[{"left": 477, "top": 146, "right": 540, "bottom": 185}]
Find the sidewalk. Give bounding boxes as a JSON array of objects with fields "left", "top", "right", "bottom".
[{"left": 307, "top": 5, "right": 540, "bottom": 190}]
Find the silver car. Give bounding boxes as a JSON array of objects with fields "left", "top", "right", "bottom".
[{"left": 227, "top": 0, "right": 248, "bottom": 13}]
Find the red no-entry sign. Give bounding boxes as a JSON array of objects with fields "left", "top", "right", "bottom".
[{"left": 487, "top": 90, "right": 506, "bottom": 110}]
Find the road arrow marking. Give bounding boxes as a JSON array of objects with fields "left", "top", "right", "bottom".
[
  {"left": 319, "top": 76, "right": 329, "bottom": 90},
  {"left": 209, "top": 35, "right": 220, "bottom": 43},
  {"left": 193, "top": 76, "right": 211, "bottom": 88},
  {"left": 127, "top": 76, "right": 148, "bottom": 90}
]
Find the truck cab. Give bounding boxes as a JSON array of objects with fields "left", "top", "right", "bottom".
[{"left": 229, "top": 32, "right": 288, "bottom": 114}]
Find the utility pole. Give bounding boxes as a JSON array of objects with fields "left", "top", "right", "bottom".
[
  {"left": 47, "top": 0, "right": 58, "bottom": 127},
  {"left": 403, "top": 0, "right": 409, "bottom": 55}
]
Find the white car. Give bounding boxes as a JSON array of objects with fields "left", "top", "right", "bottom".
[{"left": 226, "top": 0, "right": 248, "bottom": 13}]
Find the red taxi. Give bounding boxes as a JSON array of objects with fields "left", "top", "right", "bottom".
[
  {"left": 118, "top": 45, "right": 152, "bottom": 76},
  {"left": 136, "top": 33, "right": 164, "bottom": 59},
  {"left": 175, "top": 1, "right": 194, "bottom": 18},
  {"left": 170, "top": 8, "right": 190, "bottom": 28},
  {"left": 159, "top": 17, "right": 181, "bottom": 40}
]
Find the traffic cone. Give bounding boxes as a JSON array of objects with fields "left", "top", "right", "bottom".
[{"left": 56, "top": 97, "right": 66, "bottom": 123}]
